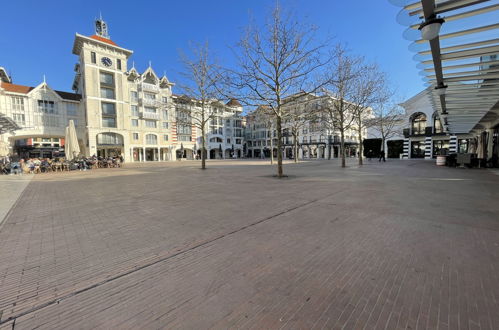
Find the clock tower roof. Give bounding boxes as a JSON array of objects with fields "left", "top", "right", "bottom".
[
  {"left": 72, "top": 33, "right": 133, "bottom": 57},
  {"left": 89, "top": 34, "right": 118, "bottom": 46}
]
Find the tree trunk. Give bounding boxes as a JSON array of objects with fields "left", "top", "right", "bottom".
[
  {"left": 201, "top": 127, "right": 206, "bottom": 169},
  {"left": 293, "top": 132, "right": 298, "bottom": 163},
  {"left": 358, "top": 123, "right": 363, "bottom": 166},
  {"left": 276, "top": 116, "right": 284, "bottom": 177},
  {"left": 340, "top": 128, "right": 346, "bottom": 168},
  {"left": 270, "top": 126, "right": 274, "bottom": 165}
]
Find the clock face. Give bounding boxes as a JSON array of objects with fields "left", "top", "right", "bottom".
[{"left": 101, "top": 57, "right": 112, "bottom": 67}]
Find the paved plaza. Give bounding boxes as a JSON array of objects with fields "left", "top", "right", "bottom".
[{"left": 0, "top": 159, "right": 498, "bottom": 329}]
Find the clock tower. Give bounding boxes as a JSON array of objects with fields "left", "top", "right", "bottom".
[{"left": 72, "top": 17, "right": 133, "bottom": 159}]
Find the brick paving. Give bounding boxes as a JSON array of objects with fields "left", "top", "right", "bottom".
[{"left": 0, "top": 159, "right": 498, "bottom": 329}]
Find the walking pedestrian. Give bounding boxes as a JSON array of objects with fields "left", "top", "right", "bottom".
[{"left": 379, "top": 150, "right": 386, "bottom": 162}]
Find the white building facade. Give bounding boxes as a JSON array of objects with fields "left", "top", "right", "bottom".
[
  {"left": 367, "top": 88, "right": 477, "bottom": 159},
  {"left": 245, "top": 94, "right": 367, "bottom": 160},
  {"left": 0, "top": 18, "right": 243, "bottom": 161}
]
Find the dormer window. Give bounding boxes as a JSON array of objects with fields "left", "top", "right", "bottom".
[{"left": 38, "top": 100, "right": 56, "bottom": 114}]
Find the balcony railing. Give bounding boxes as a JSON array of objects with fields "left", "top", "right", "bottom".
[
  {"left": 140, "top": 112, "right": 160, "bottom": 120},
  {"left": 140, "top": 98, "right": 163, "bottom": 107},
  {"left": 139, "top": 83, "right": 160, "bottom": 93}
]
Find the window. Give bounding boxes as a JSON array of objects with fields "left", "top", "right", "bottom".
[
  {"left": 434, "top": 116, "right": 443, "bottom": 134},
  {"left": 101, "top": 102, "right": 116, "bottom": 115},
  {"left": 133, "top": 133, "right": 139, "bottom": 140},
  {"left": 433, "top": 140, "right": 449, "bottom": 156},
  {"left": 144, "top": 107, "right": 156, "bottom": 113},
  {"left": 162, "top": 97, "right": 168, "bottom": 103},
  {"left": 144, "top": 92, "right": 155, "bottom": 100},
  {"left": 102, "top": 102, "right": 116, "bottom": 128},
  {"left": 131, "top": 119, "right": 139, "bottom": 127},
  {"left": 37, "top": 100, "right": 56, "bottom": 114},
  {"left": 163, "top": 134, "right": 169, "bottom": 141},
  {"left": 131, "top": 105, "right": 139, "bottom": 117},
  {"left": 146, "top": 134, "right": 157, "bottom": 145},
  {"left": 458, "top": 139, "right": 469, "bottom": 153},
  {"left": 67, "top": 103, "right": 78, "bottom": 116},
  {"left": 130, "top": 91, "right": 138, "bottom": 103},
  {"left": 162, "top": 110, "right": 168, "bottom": 119},
  {"left": 227, "top": 138, "right": 231, "bottom": 144},
  {"left": 100, "top": 72, "right": 114, "bottom": 85},
  {"left": 13, "top": 113, "right": 25, "bottom": 125},
  {"left": 411, "top": 113, "right": 427, "bottom": 135},
  {"left": 226, "top": 119, "right": 231, "bottom": 126},
  {"left": 236, "top": 139, "right": 241, "bottom": 144},
  {"left": 178, "top": 135, "right": 191, "bottom": 142},
  {"left": 97, "top": 133, "right": 123, "bottom": 145},
  {"left": 102, "top": 117, "right": 116, "bottom": 128},
  {"left": 12, "top": 97, "right": 25, "bottom": 111},
  {"left": 117, "top": 59, "right": 122, "bottom": 70},
  {"left": 178, "top": 125, "right": 192, "bottom": 134},
  {"left": 100, "top": 87, "right": 115, "bottom": 99},
  {"left": 91, "top": 52, "right": 96, "bottom": 64},
  {"left": 162, "top": 122, "right": 168, "bottom": 129},
  {"left": 145, "top": 120, "right": 157, "bottom": 128}
]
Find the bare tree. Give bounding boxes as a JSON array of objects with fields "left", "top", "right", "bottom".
[
  {"left": 253, "top": 106, "right": 276, "bottom": 164},
  {"left": 368, "top": 103, "right": 404, "bottom": 158},
  {"left": 177, "top": 42, "right": 222, "bottom": 169},
  {"left": 283, "top": 93, "right": 320, "bottom": 162},
  {"left": 351, "top": 64, "right": 390, "bottom": 166},
  {"left": 226, "top": 5, "right": 332, "bottom": 177},
  {"left": 322, "top": 45, "right": 385, "bottom": 168}
]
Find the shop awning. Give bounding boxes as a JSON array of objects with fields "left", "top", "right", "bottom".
[{"left": 0, "top": 114, "right": 21, "bottom": 134}]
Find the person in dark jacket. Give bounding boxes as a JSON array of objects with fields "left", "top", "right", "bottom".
[{"left": 379, "top": 150, "right": 386, "bottom": 162}]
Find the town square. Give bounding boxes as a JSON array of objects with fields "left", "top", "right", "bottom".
[{"left": 1, "top": 0, "right": 498, "bottom": 328}]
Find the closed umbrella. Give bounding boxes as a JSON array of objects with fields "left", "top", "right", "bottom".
[
  {"left": 477, "top": 134, "right": 484, "bottom": 159},
  {"left": 469, "top": 138, "right": 477, "bottom": 154},
  {"left": 64, "top": 127, "right": 71, "bottom": 159},
  {"left": 65, "top": 120, "right": 80, "bottom": 160}
]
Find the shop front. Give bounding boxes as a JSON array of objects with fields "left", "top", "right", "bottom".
[{"left": 96, "top": 132, "right": 123, "bottom": 158}]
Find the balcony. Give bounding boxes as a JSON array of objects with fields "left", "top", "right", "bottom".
[
  {"left": 140, "top": 112, "right": 160, "bottom": 120},
  {"left": 140, "top": 98, "right": 163, "bottom": 107},
  {"left": 138, "top": 83, "right": 160, "bottom": 93}
]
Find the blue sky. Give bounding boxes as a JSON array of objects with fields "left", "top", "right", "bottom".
[{"left": 0, "top": 0, "right": 422, "bottom": 101}]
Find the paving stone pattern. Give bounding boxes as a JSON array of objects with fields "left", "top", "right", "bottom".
[{"left": 0, "top": 160, "right": 498, "bottom": 329}]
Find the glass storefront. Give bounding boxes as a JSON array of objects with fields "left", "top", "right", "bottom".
[
  {"left": 433, "top": 140, "right": 449, "bottom": 157},
  {"left": 410, "top": 141, "right": 425, "bottom": 158}
]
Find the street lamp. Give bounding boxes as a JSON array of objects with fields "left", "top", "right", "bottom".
[
  {"left": 435, "top": 83, "right": 448, "bottom": 96},
  {"left": 418, "top": 15, "right": 445, "bottom": 41}
]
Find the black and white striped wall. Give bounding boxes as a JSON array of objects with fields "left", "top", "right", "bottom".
[
  {"left": 403, "top": 139, "right": 409, "bottom": 159},
  {"left": 425, "top": 137, "right": 432, "bottom": 159},
  {"left": 449, "top": 135, "right": 458, "bottom": 153}
]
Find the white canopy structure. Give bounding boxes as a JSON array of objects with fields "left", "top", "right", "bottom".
[{"left": 390, "top": 0, "right": 499, "bottom": 134}]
